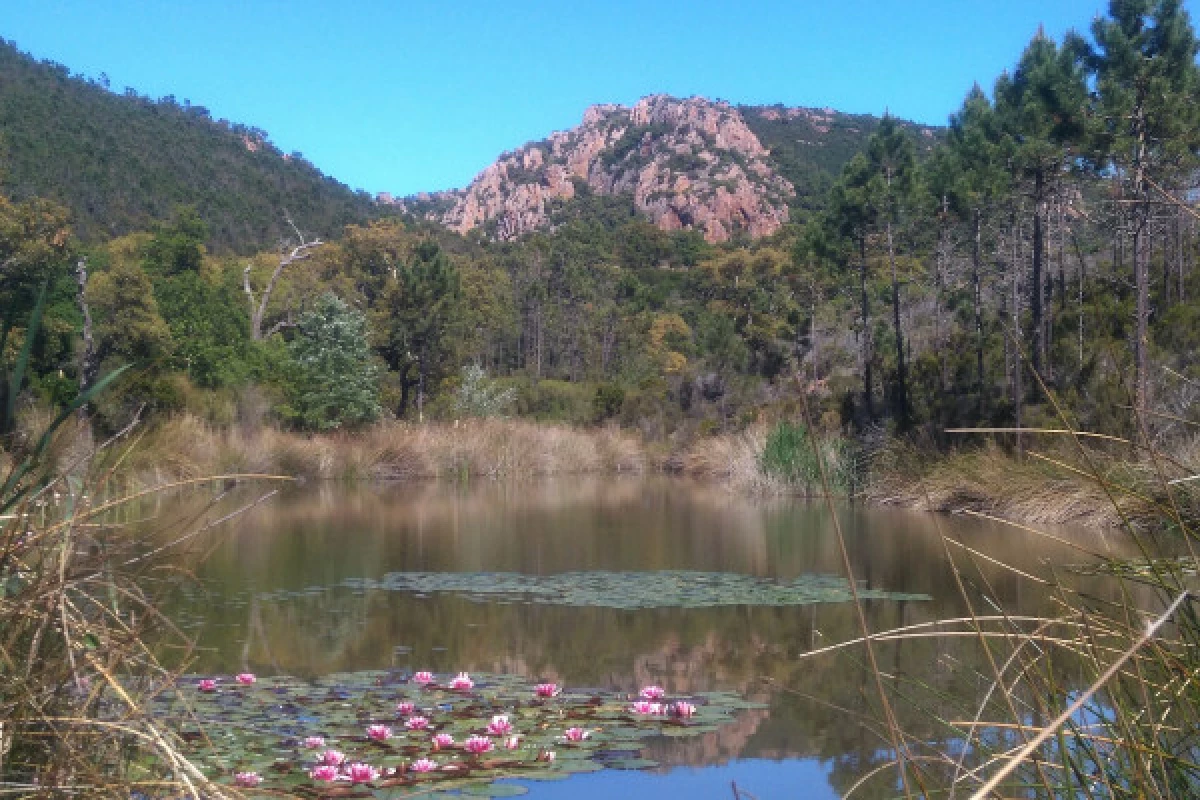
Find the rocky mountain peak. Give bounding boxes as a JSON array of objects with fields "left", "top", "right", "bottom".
[{"left": 404, "top": 95, "right": 794, "bottom": 243}]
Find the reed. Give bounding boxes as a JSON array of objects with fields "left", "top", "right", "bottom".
[
  {"left": 0, "top": 415, "right": 280, "bottom": 796},
  {"left": 106, "top": 414, "right": 648, "bottom": 485},
  {"left": 795, "top": 383, "right": 1200, "bottom": 797}
]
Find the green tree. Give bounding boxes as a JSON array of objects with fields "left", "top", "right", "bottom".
[
  {"left": 945, "top": 84, "right": 1011, "bottom": 414},
  {"left": 1083, "top": 0, "right": 1200, "bottom": 411},
  {"left": 371, "top": 241, "right": 462, "bottom": 421},
  {"left": 285, "top": 292, "right": 380, "bottom": 431},
  {"left": 866, "top": 115, "right": 918, "bottom": 428},
  {"left": 86, "top": 261, "right": 172, "bottom": 365},
  {"left": 995, "top": 30, "right": 1087, "bottom": 380},
  {"left": 828, "top": 153, "right": 876, "bottom": 421}
]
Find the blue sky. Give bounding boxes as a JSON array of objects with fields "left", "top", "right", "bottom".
[{"left": 4, "top": 1, "right": 1197, "bottom": 197}]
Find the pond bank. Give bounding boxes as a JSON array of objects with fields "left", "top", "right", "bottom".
[{"left": 25, "top": 412, "right": 1146, "bottom": 529}]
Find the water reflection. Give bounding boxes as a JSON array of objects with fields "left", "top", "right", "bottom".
[{"left": 153, "top": 476, "right": 1136, "bottom": 798}]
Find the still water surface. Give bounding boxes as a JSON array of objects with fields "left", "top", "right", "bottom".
[{"left": 157, "top": 476, "right": 1125, "bottom": 798}]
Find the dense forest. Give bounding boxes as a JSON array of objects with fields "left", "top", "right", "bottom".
[
  {"left": 3, "top": 0, "right": 1200, "bottom": 458},
  {"left": 0, "top": 38, "right": 376, "bottom": 252}
]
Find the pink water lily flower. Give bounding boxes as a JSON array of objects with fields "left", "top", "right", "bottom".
[
  {"left": 535, "top": 682, "right": 559, "bottom": 698},
  {"left": 366, "top": 724, "right": 392, "bottom": 741},
  {"left": 405, "top": 716, "right": 430, "bottom": 731},
  {"left": 431, "top": 733, "right": 454, "bottom": 749},
  {"left": 412, "top": 671, "right": 435, "bottom": 685},
  {"left": 486, "top": 714, "right": 513, "bottom": 736},
  {"left": 234, "top": 771, "right": 262, "bottom": 787},
  {"left": 198, "top": 679, "right": 217, "bottom": 693},
  {"left": 563, "top": 727, "right": 589, "bottom": 742},
  {"left": 631, "top": 701, "right": 663, "bottom": 715},
  {"left": 409, "top": 758, "right": 438, "bottom": 773},
  {"left": 504, "top": 735, "right": 521, "bottom": 750},
  {"left": 309, "top": 765, "right": 339, "bottom": 782},
  {"left": 303, "top": 736, "right": 326, "bottom": 749},
  {"left": 464, "top": 735, "right": 494, "bottom": 755},
  {"left": 639, "top": 685, "right": 665, "bottom": 700},
  {"left": 344, "top": 762, "right": 379, "bottom": 784},
  {"left": 320, "top": 749, "right": 346, "bottom": 767},
  {"left": 672, "top": 701, "right": 697, "bottom": 718},
  {"left": 450, "top": 672, "right": 474, "bottom": 691},
  {"left": 235, "top": 673, "right": 256, "bottom": 685},
  {"left": 396, "top": 701, "right": 415, "bottom": 715}
]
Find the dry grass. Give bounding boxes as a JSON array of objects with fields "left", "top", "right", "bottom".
[
  {"left": 108, "top": 414, "right": 647, "bottom": 485},
  {"left": 866, "top": 440, "right": 1151, "bottom": 528},
  {"left": 1, "top": 418, "right": 239, "bottom": 797}
]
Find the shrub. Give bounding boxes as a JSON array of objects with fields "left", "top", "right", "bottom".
[
  {"left": 760, "top": 420, "right": 853, "bottom": 493},
  {"left": 453, "top": 364, "right": 516, "bottom": 418},
  {"left": 282, "top": 293, "right": 381, "bottom": 431}
]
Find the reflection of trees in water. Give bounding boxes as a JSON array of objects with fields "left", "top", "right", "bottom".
[{"left": 158, "top": 477, "right": 1146, "bottom": 781}]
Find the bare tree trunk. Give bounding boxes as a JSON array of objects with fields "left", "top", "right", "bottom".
[
  {"left": 75, "top": 258, "right": 97, "bottom": 419},
  {"left": 935, "top": 198, "right": 948, "bottom": 391},
  {"left": 1132, "top": 123, "right": 1150, "bottom": 415},
  {"left": 859, "top": 235, "right": 875, "bottom": 421},
  {"left": 1010, "top": 212, "right": 1023, "bottom": 459},
  {"left": 886, "top": 218, "right": 909, "bottom": 428},
  {"left": 243, "top": 216, "right": 322, "bottom": 340},
  {"left": 973, "top": 212, "right": 986, "bottom": 418},
  {"left": 1031, "top": 170, "right": 1046, "bottom": 382}
]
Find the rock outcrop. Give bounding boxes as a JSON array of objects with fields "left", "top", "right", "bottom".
[{"left": 406, "top": 95, "right": 795, "bottom": 244}]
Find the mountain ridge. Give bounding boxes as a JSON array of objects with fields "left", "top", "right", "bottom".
[
  {"left": 0, "top": 37, "right": 377, "bottom": 253},
  {"left": 392, "top": 95, "right": 938, "bottom": 242}
]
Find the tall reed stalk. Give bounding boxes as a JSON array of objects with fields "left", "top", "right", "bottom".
[{"left": 791, "top": 374, "right": 1200, "bottom": 797}]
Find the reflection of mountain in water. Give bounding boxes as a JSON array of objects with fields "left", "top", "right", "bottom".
[{"left": 156, "top": 476, "right": 1140, "bottom": 786}]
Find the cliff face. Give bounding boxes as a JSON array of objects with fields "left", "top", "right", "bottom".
[{"left": 402, "top": 95, "right": 795, "bottom": 244}]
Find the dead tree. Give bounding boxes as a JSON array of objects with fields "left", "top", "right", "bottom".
[
  {"left": 75, "top": 257, "right": 97, "bottom": 417},
  {"left": 243, "top": 215, "right": 323, "bottom": 340}
]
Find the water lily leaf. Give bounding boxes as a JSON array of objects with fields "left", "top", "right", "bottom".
[
  {"left": 461, "top": 783, "right": 529, "bottom": 797},
  {"left": 607, "top": 758, "right": 659, "bottom": 770},
  {"left": 261, "top": 570, "right": 928, "bottom": 609}
]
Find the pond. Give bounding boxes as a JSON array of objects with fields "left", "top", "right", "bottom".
[{"left": 150, "top": 476, "right": 1131, "bottom": 798}]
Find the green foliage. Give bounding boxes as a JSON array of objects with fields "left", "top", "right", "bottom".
[
  {"left": 371, "top": 240, "right": 462, "bottom": 417},
  {"left": 453, "top": 364, "right": 516, "bottom": 418},
  {"left": 0, "top": 38, "right": 375, "bottom": 253},
  {"left": 87, "top": 260, "right": 172, "bottom": 364},
  {"left": 283, "top": 293, "right": 381, "bottom": 431},
  {"left": 592, "top": 383, "right": 626, "bottom": 423},
  {"left": 760, "top": 421, "right": 853, "bottom": 493}
]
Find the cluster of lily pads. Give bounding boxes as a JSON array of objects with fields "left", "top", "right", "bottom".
[
  {"left": 156, "top": 669, "right": 765, "bottom": 797},
  {"left": 326, "top": 570, "right": 931, "bottom": 609}
]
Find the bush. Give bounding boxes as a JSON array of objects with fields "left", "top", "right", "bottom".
[
  {"left": 760, "top": 420, "right": 853, "bottom": 493},
  {"left": 282, "top": 293, "right": 381, "bottom": 431},
  {"left": 592, "top": 383, "right": 626, "bottom": 423},
  {"left": 453, "top": 364, "right": 516, "bottom": 418}
]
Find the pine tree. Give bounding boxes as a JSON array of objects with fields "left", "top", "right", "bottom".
[
  {"left": 1085, "top": 0, "right": 1200, "bottom": 412},
  {"left": 828, "top": 154, "right": 876, "bottom": 421},
  {"left": 945, "top": 85, "right": 1010, "bottom": 415},
  {"left": 995, "top": 30, "right": 1087, "bottom": 383},
  {"left": 866, "top": 115, "right": 918, "bottom": 428},
  {"left": 371, "top": 241, "right": 462, "bottom": 421}
]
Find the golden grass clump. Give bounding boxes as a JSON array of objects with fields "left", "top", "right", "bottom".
[
  {"left": 866, "top": 439, "right": 1148, "bottom": 528},
  {"left": 123, "top": 413, "right": 648, "bottom": 485}
]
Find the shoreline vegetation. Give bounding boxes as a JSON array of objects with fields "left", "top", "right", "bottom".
[{"left": 4, "top": 409, "right": 1162, "bottom": 529}]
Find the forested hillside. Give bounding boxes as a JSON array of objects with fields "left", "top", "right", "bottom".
[
  {"left": 2, "top": 1, "right": 1199, "bottom": 461},
  {"left": 0, "top": 38, "right": 376, "bottom": 253}
]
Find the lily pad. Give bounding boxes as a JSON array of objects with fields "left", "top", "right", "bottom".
[
  {"left": 265, "top": 570, "right": 929, "bottom": 609},
  {"left": 462, "top": 783, "right": 529, "bottom": 797}
]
